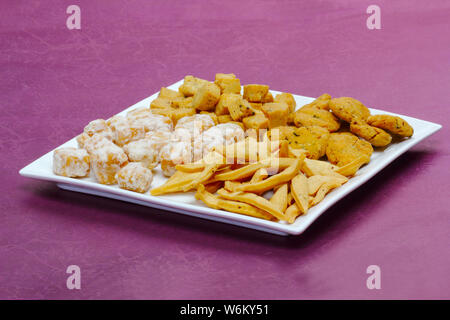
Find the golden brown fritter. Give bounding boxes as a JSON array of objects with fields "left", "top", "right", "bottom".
[
  {"left": 329, "top": 97, "right": 371, "bottom": 122},
  {"left": 367, "top": 114, "right": 414, "bottom": 137},
  {"left": 299, "top": 93, "right": 331, "bottom": 111},
  {"left": 350, "top": 119, "right": 392, "bottom": 147},
  {"left": 271, "top": 126, "right": 330, "bottom": 160},
  {"left": 326, "top": 132, "right": 373, "bottom": 167},
  {"left": 293, "top": 107, "right": 341, "bottom": 132}
]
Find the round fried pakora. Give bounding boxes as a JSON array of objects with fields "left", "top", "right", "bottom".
[
  {"left": 367, "top": 114, "right": 414, "bottom": 137},
  {"left": 350, "top": 119, "right": 392, "bottom": 147},
  {"left": 329, "top": 97, "right": 371, "bottom": 122},
  {"left": 293, "top": 107, "right": 341, "bottom": 132},
  {"left": 271, "top": 126, "right": 330, "bottom": 160},
  {"left": 326, "top": 132, "right": 373, "bottom": 167}
]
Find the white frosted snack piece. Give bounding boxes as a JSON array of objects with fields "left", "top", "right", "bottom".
[
  {"left": 106, "top": 115, "right": 146, "bottom": 147},
  {"left": 159, "top": 140, "right": 193, "bottom": 177},
  {"left": 53, "top": 148, "right": 90, "bottom": 178},
  {"left": 144, "top": 131, "right": 175, "bottom": 160},
  {"left": 90, "top": 143, "right": 128, "bottom": 184},
  {"left": 127, "top": 107, "right": 173, "bottom": 133},
  {"left": 116, "top": 162, "right": 153, "bottom": 193},
  {"left": 76, "top": 119, "right": 113, "bottom": 148},
  {"left": 193, "top": 123, "right": 245, "bottom": 161},
  {"left": 173, "top": 114, "right": 215, "bottom": 142},
  {"left": 83, "top": 134, "right": 114, "bottom": 154},
  {"left": 123, "top": 138, "right": 160, "bottom": 168}
]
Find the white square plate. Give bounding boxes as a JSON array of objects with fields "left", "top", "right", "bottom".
[{"left": 19, "top": 80, "right": 442, "bottom": 236}]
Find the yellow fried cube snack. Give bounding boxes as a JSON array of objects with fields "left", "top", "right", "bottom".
[
  {"left": 243, "top": 84, "right": 269, "bottom": 102},
  {"left": 214, "top": 73, "right": 241, "bottom": 94},
  {"left": 158, "top": 87, "right": 184, "bottom": 101},
  {"left": 261, "top": 102, "right": 290, "bottom": 128},
  {"left": 170, "top": 107, "right": 196, "bottom": 125},
  {"left": 178, "top": 75, "right": 210, "bottom": 97},
  {"left": 116, "top": 162, "right": 153, "bottom": 193},
  {"left": 275, "top": 93, "right": 296, "bottom": 113},
  {"left": 228, "top": 98, "right": 255, "bottom": 121},
  {"left": 192, "top": 82, "right": 221, "bottom": 111},
  {"left": 263, "top": 92, "right": 274, "bottom": 103},
  {"left": 91, "top": 142, "right": 128, "bottom": 184},
  {"left": 242, "top": 114, "right": 269, "bottom": 131},
  {"left": 215, "top": 93, "right": 241, "bottom": 116},
  {"left": 217, "top": 114, "right": 233, "bottom": 123},
  {"left": 150, "top": 97, "right": 172, "bottom": 110},
  {"left": 53, "top": 148, "right": 90, "bottom": 178}
]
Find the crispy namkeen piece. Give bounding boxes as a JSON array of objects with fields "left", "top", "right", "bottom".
[
  {"left": 367, "top": 114, "right": 413, "bottom": 137},
  {"left": 217, "top": 189, "right": 287, "bottom": 221},
  {"left": 329, "top": 97, "right": 371, "bottom": 122},
  {"left": 243, "top": 84, "right": 269, "bottom": 102},
  {"left": 350, "top": 119, "right": 392, "bottom": 147},
  {"left": 301, "top": 159, "right": 346, "bottom": 178},
  {"left": 195, "top": 185, "right": 274, "bottom": 220},
  {"left": 175, "top": 152, "right": 225, "bottom": 172},
  {"left": 293, "top": 107, "right": 341, "bottom": 132},
  {"left": 288, "top": 145, "right": 306, "bottom": 159},
  {"left": 182, "top": 164, "right": 219, "bottom": 191},
  {"left": 334, "top": 155, "right": 369, "bottom": 177},
  {"left": 228, "top": 157, "right": 304, "bottom": 193},
  {"left": 326, "top": 132, "right": 373, "bottom": 167},
  {"left": 307, "top": 175, "right": 348, "bottom": 196},
  {"left": 290, "top": 174, "right": 309, "bottom": 215},
  {"left": 214, "top": 162, "right": 268, "bottom": 181},
  {"left": 150, "top": 171, "right": 202, "bottom": 195},
  {"left": 203, "top": 181, "right": 224, "bottom": 194},
  {"left": 270, "top": 184, "right": 288, "bottom": 213},
  {"left": 250, "top": 168, "right": 269, "bottom": 183},
  {"left": 285, "top": 203, "right": 301, "bottom": 224},
  {"left": 286, "top": 192, "right": 294, "bottom": 205},
  {"left": 310, "top": 181, "right": 342, "bottom": 206},
  {"left": 274, "top": 93, "right": 296, "bottom": 113},
  {"left": 299, "top": 94, "right": 331, "bottom": 111},
  {"left": 274, "top": 126, "right": 330, "bottom": 160}
]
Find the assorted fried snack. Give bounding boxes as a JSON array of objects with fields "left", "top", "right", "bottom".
[{"left": 52, "top": 73, "right": 414, "bottom": 224}]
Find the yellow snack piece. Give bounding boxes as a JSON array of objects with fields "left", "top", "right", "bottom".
[
  {"left": 367, "top": 114, "right": 414, "bottom": 137},
  {"left": 217, "top": 114, "right": 233, "bottom": 123},
  {"left": 214, "top": 73, "right": 241, "bottom": 94},
  {"left": 150, "top": 97, "right": 172, "bottom": 109},
  {"left": 261, "top": 102, "right": 290, "bottom": 128},
  {"left": 215, "top": 93, "right": 241, "bottom": 115},
  {"left": 270, "top": 183, "right": 288, "bottom": 213},
  {"left": 228, "top": 98, "right": 255, "bottom": 121},
  {"left": 159, "top": 87, "right": 184, "bottom": 101},
  {"left": 192, "top": 82, "right": 221, "bottom": 111},
  {"left": 275, "top": 93, "right": 296, "bottom": 113},
  {"left": 178, "top": 75, "right": 210, "bottom": 97},
  {"left": 106, "top": 115, "right": 146, "bottom": 147},
  {"left": 263, "top": 92, "right": 274, "bottom": 103},
  {"left": 242, "top": 114, "right": 269, "bottom": 131},
  {"left": 195, "top": 185, "right": 274, "bottom": 221},
  {"left": 290, "top": 174, "right": 309, "bottom": 215},
  {"left": 243, "top": 84, "right": 270, "bottom": 102},
  {"left": 350, "top": 119, "right": 392, "bottom": 147},
  {"left": 217, "top": 188, "right": 287, "bottom": 221}
]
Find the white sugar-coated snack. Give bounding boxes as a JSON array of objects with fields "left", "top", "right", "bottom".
[
  {"left": 174, "top": 114, "right": 215, "bottom": 142},
  {"left": 145, "top": 131, "right": 175, "bottom": 160},
  {"left": 107, "top": 115, "right": 146, "bottom": 146},
  {"left": 159, "top": 140, "right": 193, "bottom": 177},
  {"left": 53, "top": 148, "right": 90, "bottom": 178},
  {"left": 116, "top": 162, "right": 153, "bottom": 193},
  {"left": 90, "top": 143, "right": 128, "bottom": 184},
  {"left": 83, "top": 134, "right": 114, "bottom": 154},
  {"left": 127, "top": 108, "right": 173, "bottom": 133},
  {"left": 76, "top": 119, "right": 113, "bottom": 149},
  {"left": 122, "top": 138, "right": 160, "bottom": 168},
  {"left": 84, "top": 119, "right": 113, "bottom": 138},
  {"left": 193, "top": 123, "right": 245, "bottom": 161}
]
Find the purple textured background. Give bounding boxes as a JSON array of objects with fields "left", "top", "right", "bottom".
[{"left": 1, "top": 0, "right": 449, "bottom": 299}]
